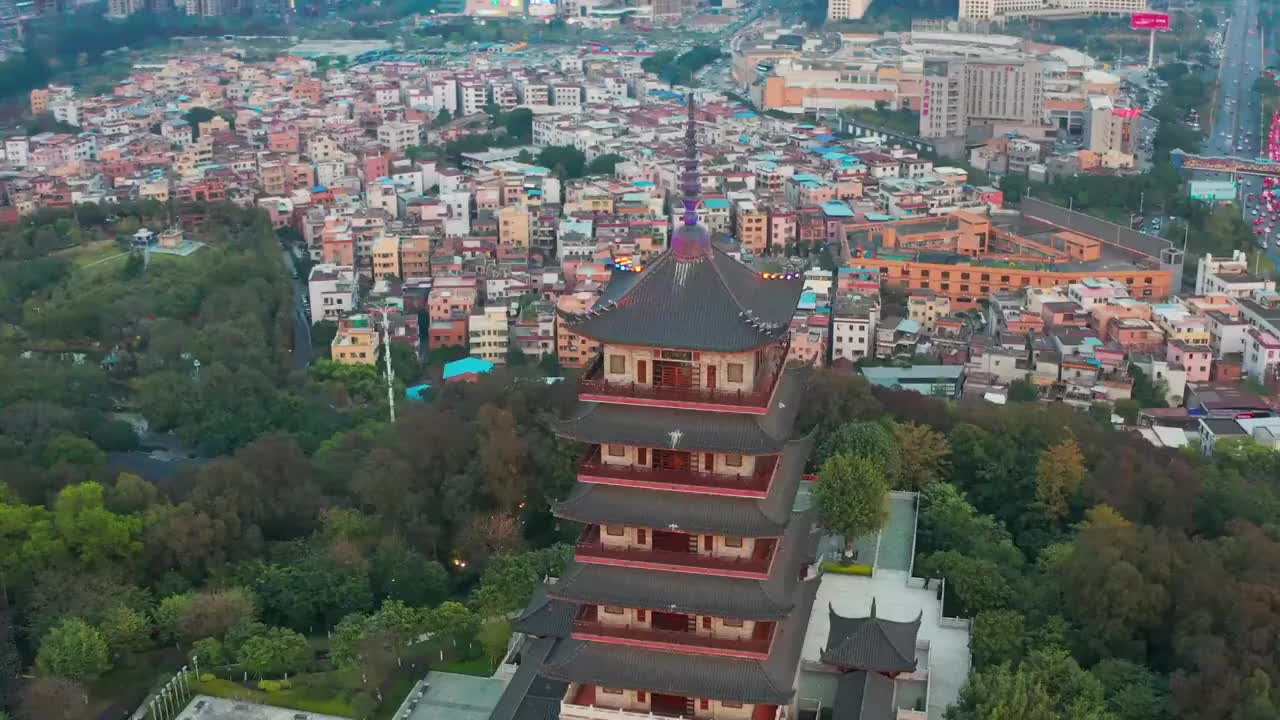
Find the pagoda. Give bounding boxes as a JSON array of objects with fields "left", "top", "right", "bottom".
[
  {"left": 492, "top": 98, "right": 819, "bottom": 720},
  {"left": 820, "top": 601, "right": 922, "bottom": 720}
]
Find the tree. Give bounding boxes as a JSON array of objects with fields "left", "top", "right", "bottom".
[
  {"left": 1034, "top": 438, "right": 1085, "bottom": 522},
  {"left": 36, "top": 618, "right": 111, "bottom": 683},
  {"left": 535, "top": 145, "right": 587, "bottom": 179},
  {"left": 237, "top": 627, "right": 312, "bottom": 678},
  {"left": 0, "top": 595, "right": 20, "bottom": 706},
  {"left": 432, "top": 108, "right": 452, "bottom": 127},
  {"left": 585, "top": 153, "right": 624, "bottom": 176},
  {"left": 50, "top": 482, "right": 143, "bottom": 572},
  {"left": 469, "top": 545, "right": 572, "bottom": 616},
  {"left": 972, "top": 609, "right": 1025, "bottom": 669},
  {"left": 1008, "top": 379, "right": 1040, "bottom": 402},
  {"left": 916, "top": 551, "right": 1013, "bottom": 615},
  {"left": 947, "top": 662, "right": 1058, "bottom": 720},
  {"left": 814, "top": 453, "right": 889, "bottom": 556},
  {"left": 817, "top": 420, "right": 899, "bottom": 470},
  {"left": 329, "top": 613, "right": 370, "bottom": 670},
  {"left": 424, "top": 602, "right": 478, "bottom": 651},
  {"left": 1114, "top": 399, "right": 1140, "bottom": 426},
  {"left": 190, "top": 637, "right": 227, "bottom": 668},
  {"left": 175, "top": 588, "right": 257, "bottom": 645},
  {"left": 106, "top": 473, "right": 157, "bottom": 514},
  {"left": 478, "top": 619, "right": 511, "bottom": 668},
  {"left": 40, "top": 433, "right": 104, "bottom": 469},
  {"left": 98, "top": 605, "right": 152, "bottom": 659},
  {"left": 893, "top": 422, "right": 949, "bottom": 490},
  {"left": 154, "top": 593, "right": 196, "bottom": 643},
  {"left": 501, "top": 107, "right": 533, "bottom": 143},
  {"left": 371, "top": 541, "right": 449, "bottom": 606},
  {"left": 15, "top": 677, "right": 88, "bottom": 720}
]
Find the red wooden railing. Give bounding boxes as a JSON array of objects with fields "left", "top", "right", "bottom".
[
  {"left": 578, "top": 344, "right": 787, "bottom": 411},
  {"left": 572, "top": 619, "right": 772, "bottom": 658},
  {"left": 576, "top": 527, "right": 775, "bottom": 576},
  {"left": 578, "top": 448, "right": 777, "bottom": 496}
]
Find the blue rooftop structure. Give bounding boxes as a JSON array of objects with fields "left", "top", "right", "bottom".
[
  {"left": 799, "top": 290, "right": 818, "bottom": 310},
  {"left": 864, "top": 212, "right": 893, "bottom": 221},
  {"left": 312, "top": 185, "right": 328, "bottom": 193},
  {"left": 443, "top": 357, "right": 495, "bottom": 381},
  {"left": 704, "top": 198, "right": 731, "bottom": 210},
  {"left": 815, "top": 134, "right": 838, "bottom": 142},
  {"left": 633, "top": 180, "right": 656, "bottom": 188},
  {"left": 735, "top": 111, "right": 758, "bottom": 119},
  {"left": 821, "top": 201, "right": 855, "bottom": 218},
  {"left": 896, "top": 318, "right": 921, "bottom": 334},
  {"left": 405, "top": 383, "right": 432, "bottom": 400}
]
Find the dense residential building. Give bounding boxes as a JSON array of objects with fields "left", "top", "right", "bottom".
[
  {"left": 308, "top": 264, "right": 358, "bottom": 325},
  {"left": 921, "top": 56, "right": 1046, "bottom": 139},
  {"left": 330, "top": 315, "right": 380, "bottom": 365}
]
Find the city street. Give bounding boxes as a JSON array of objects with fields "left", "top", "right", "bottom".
[
  {"left": 281, "top": 248, "right": 313, "bottom": 369},
  {"left": 1198, "top": 0, "right": 1266, "bottom": 219}
]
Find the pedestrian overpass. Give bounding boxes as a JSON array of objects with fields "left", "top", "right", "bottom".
[{"left": 1171, "top": 149, "right": 1280, "bottom": 179}]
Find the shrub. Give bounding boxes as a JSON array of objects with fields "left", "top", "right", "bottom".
[
  {"left": 257, "top": 680, "right": 282, "bottom": 693},
  {"left": 821, "top": 560, "right": 874, "bottom": 576},
  {"left": 200, "top": 673, "right": 215, "bottom": 682}
]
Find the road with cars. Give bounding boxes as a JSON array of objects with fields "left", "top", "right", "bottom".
[{"left": 1197, "top": 0, "right": 1273, "bottom": 242}]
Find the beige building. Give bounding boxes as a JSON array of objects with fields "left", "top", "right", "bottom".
[
  {"left": 376, "top": 122, "right": 420, "bottom": 155},
  {"left": 372, "top": 237, "right": 401, "bottom": 279},
  {"left": 469, "top": 305, "right": 510, "bottom": 364},
  {"left": 1083, "top": 95, "right": 1136, "bottom": 158},
  {"left": 331, "top": 316, "right": 379, "bottom": 365},
  {"left": 498, "top": 206, "right": 531, "bottom": 247},
  {"left": 908, "top": 290, "right": 952, "bottom": 334}
]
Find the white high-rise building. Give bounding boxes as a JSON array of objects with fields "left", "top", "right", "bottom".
[
  {"left": 827, "top": 0, "right": 873, "bottom": 21},
  {"left": 921, "top": 57, "right": 1045, "bottom": 139},
  {"left": 959, "top": 0, "right": 1146, "bottom": 22}
]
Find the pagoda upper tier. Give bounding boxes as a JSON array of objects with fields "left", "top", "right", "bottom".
[{"left": 559, "top": 243, "right": 803, "bottom": 354}]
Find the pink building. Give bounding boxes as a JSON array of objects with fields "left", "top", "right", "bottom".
[
  {"left": 427, "top": 285, "right": 478, "bottom": 321},
  {"left": 1107, "top": 317, "right": 1164, "bottom": 352},
  {"left": 1089, "top": 299, "right": 1151, "bottom": 337},
  {"left": 1167, "top": 340, "right": 1212, "bottom": 383}
]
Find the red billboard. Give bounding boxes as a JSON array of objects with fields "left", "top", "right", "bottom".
[{"left": 1130, "top": 12, "right": 1171, "bottom": 30}]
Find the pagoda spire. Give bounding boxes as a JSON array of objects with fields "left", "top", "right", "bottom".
[{"left": 680, "top": 94, "right": 700, "bottom": 227}]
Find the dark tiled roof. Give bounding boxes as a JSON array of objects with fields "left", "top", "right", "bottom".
[
  {"left": 562, "top": 245, "right": 801, "bottom": 352},
  {"left": 558, "top": 369, "right": 806, "bottom": 453},
  {"left": 546, "top": 510, "right": 818, "bottom": 621},
  {"left": 514, "top": 586, "right": 576, "bottom": 638},
  {"left": 489, "top": 637, "right": 567, "bottom": 720},
  {"left": 832, "top": 670, "right": 896, "bottom": 720},
  {"left": 553, "top": 437, "right": 813, "bottom": 537},
  {"left": 541, "top": 578, "right": 819, "bottom": 705},
  {"left": 821, "top": 600, "right": 920, "bottom": 674}
]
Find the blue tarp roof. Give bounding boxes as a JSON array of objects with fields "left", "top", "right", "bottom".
[
  {"left": 821, "top": 201, "right": 855, "bottom": 218},
  {"left": 405, "top": 383, "right": 432, "bottom": 400},
  {"left": 443, "top": 357, "right": 495, "bottom": 380},
  {"left": 815, "top": 134, "right": 838, "bottom": 142},
  {"left": 703, "top": 198, "right": 731, "bottom": 209}
]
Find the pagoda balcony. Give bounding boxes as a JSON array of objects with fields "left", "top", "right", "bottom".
[
  {"left": 578, "top": 448, "right": 777, "bottom": 498},
  {"left": 577, "top": 344, "right": 787, "bottom": 415},
  {"left": 572, "top": 607, "right": 774, "bottom": 660},
  {"left": 562, "top": 684, "right": 784, "bottom": 720},
  {"left": 575, "top": 526, "right": 776, "bottom": 579}
]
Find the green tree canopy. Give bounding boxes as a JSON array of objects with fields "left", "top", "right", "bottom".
[{"left": 36, "top": 618, "right": 111, "bottom": 683}]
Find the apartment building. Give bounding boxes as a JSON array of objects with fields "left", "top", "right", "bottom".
[
  {"left": 827, "top": 0, "right": 874, "bottom": 20},
  {"left": 331, "top": 316, "right": 379, "bottom": 365},
  {"left": 468, "top": 305, "right": 510, "bottom": 364},
  {"left": 922, "top": 57, "right": 1045, "bottom": 139},
  {"left": 377, "top": 121, "right": 420, "bottom": 155},
  {"left": 1083, "top": 95, "right": 1137, "bottom": 157},
  {"left": 372, "top": 237, "right": 400, "bottom": 279},
  {"left": 308, "top": 264, "right": 358, "bottom": 325}
]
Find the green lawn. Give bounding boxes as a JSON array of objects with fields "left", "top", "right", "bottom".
[
  {"left": 194, "top": 677, "right": 357, "bottom": 717},
  {"left": 63, "top": 239, "right": 127, "bottom": 267}
]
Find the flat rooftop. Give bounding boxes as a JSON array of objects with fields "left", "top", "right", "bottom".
[{"left": 403, "top": 673, "right": 509, "bottom": 720}]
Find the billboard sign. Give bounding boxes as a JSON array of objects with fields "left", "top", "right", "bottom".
[{"left": 1131, "top": 12, "right": 1171, "bottom": 30}]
